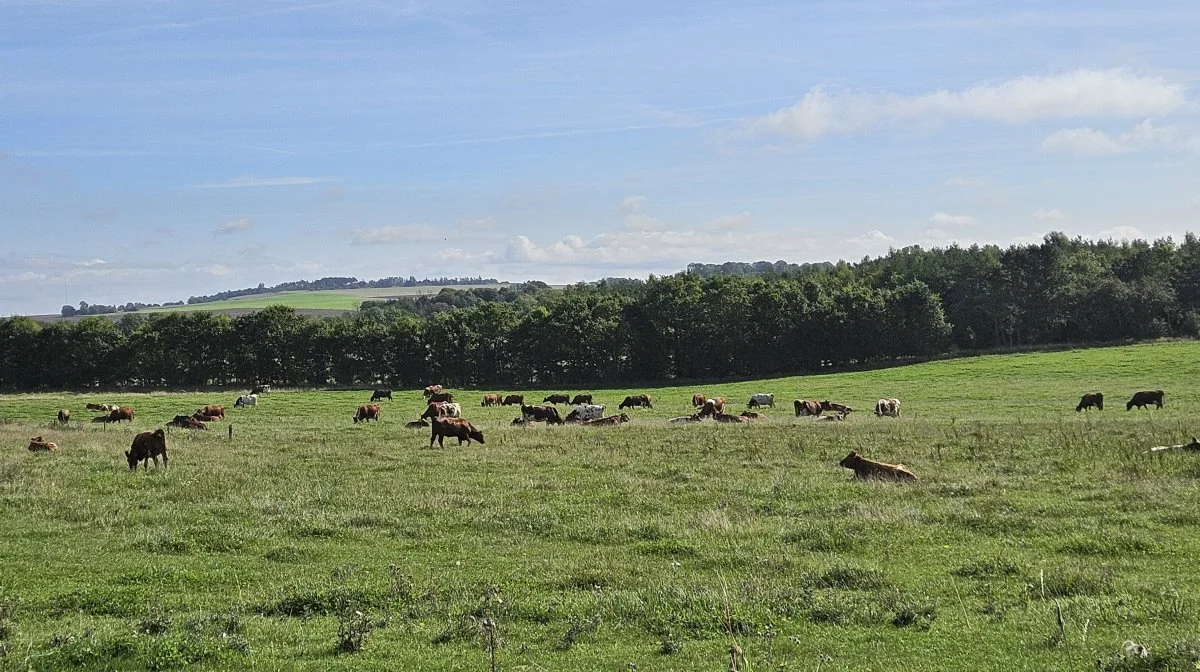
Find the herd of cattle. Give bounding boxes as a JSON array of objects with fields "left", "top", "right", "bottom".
[{"left": 25, "top": 383, "right": 1172, "bottom": 479}]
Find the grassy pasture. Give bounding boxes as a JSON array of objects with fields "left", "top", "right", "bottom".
[
  {"left": 143, "top": 285, "right": 514, "bottom": 313},
  {"left": 0, "top": 341, "right": 1199, "bottom": 670}
]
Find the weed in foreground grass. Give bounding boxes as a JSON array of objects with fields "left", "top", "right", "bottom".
[{"left": 1096, "top": 638, "right": 1200, "bottom": 671}]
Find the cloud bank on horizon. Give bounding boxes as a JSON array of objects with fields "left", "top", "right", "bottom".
[{"left": 1, "top": 1, "right": 1199, "bottom": 314}]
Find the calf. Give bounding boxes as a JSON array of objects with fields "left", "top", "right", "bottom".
[
  {"left": 1076, "top": 392, "right": 1103, "bottom": 412},
  {"left": 371, "top": 389, "right": 393, "bottom": 402},
  {"left": 618, "top": 394, "right": 652, "bottom": 410},
  {"left": 354, "top": 404, "right": 381, "bottom": 424},
  {"left": 481, "top": 393, "right": 503, "bottom": 407},
  {"left": 521, "top": 404, "right": 564, "bottom": 425},
  {"left": 543, "top": 394, "right": 570, "bottom": 405},
  {"left": 874, "top": 398, "right": 901, "bottom": 418},
  {"left": 127, "top": 429, "right": 168, "bottom": 470},
  {"left": 430, "top": 417, "right": 485, "bottom": 447},
  {"left": 1127, "top": 390, "right": 1164, "bottom": 411},
  {"left": 57, "top": 409, "right": 70, "bottom": 424},
  {"left": 581, "top": 413, "right": 631, "bottom": 426},
  {"left": 502, "top": 394, "right": 525, "bottom": 406},
  {"left": 570, "top": 394, "right": 593, "bottom": 405},
  {"left": 839, "top": 451, "right": 916, "bottom": 482},
  {"left": 28, "top": 436, "right": 58, "bottom": 452}
]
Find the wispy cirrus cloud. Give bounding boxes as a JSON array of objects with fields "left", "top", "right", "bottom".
[
  {"left": 216, "top": 217, "right": 254, "bottom": 234},
  {"left": 745, "top": 69, "right": 1186, "bottom": 142},
  {"left": 196, "top": 175, "right": 335, "bottom": 188},
  {"left": 1042, "top": 119, "right": 1193, "bottom": 156}
]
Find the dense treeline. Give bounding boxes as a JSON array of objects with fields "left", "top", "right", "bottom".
[
  {"left": 686, "top": 260, "right": 834, "bottom": 277},
  {"left": 185, "top": 275, "right": 498, "bottom": 305},
  {"left": 3, "top": 232, "right": 1198, "bottom": 390}
]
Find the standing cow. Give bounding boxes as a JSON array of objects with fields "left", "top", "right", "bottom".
[
  {"left": 698, "top": 398, "right": 725, "bottom": 418},
  {"left": 126, "top": 429, "right": 168, "bottom": 471},
  {"left": 430, "top": 417, "right": 485, "bottom": 447},
  {"left": 1076, "top": 392, "right": 1103, "bottom": 412},
  {"left": 57, "top": 409, "right": 70, "bottom": 425},
  {"left": 371, "top": 389, "right": 393, "bottom": 402},
  {"left": 481, "top": 393, "right": 502, "bottom": 407},
  {"left": 354, "top": 404, "right": 381, "bottom": 423},
  {"left": 565, "top": 404, "right": 606, "bottom": 423},
  {"left": 422, "top": 385, "right": 443, "bottom": 398},
  {"left": 1126, "top": 390, "right": 1163, "bottom": 411},
  {"left": 543, "top": 394, "right": 570, "bottom": 405},
  {"left": 429, "top": 392, "right": 454, "bottom": 404},
  {"left": 618, "top": 394, "right": 652, "bottom": 410},
  {"left": 748, "top": 393, "right": 775, "bottom": 408},
  {"left": 234, "top": 394, "right": 257, "bottom": 409},
  {"left": 794, "top": 399, "right": 821, "bottom": 417},
  {"left": 874, "top": 398, "right": 901, "bottom": 418},
  {"left": 421, "top": 402, "right": 462, "bottom": 420},
  {"left": 570, "top": 394, "right": 593, "bottom": 405},
  {"left": 501, "top": 394, "right": 525, "bottom": 406},
  {"left": 251, "top": 384, "right": 271, "bottom": 395}
]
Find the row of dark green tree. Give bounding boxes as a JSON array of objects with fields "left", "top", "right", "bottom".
[{"left": 2, "top": 232, "right": 1198, "bottom": 390}]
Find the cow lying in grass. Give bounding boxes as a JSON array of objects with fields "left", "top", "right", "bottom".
[
  {"left": 698, "top": 397, "right": 725, "bottom": 418},
  {"left": 521, "top": 404, "right": 563, "bottom": 425},
  {"left": 794, "top": 399, "right": 821, "bottom": 417},
  {"left": 28, "top": 437, "right": 58, "bottom": 452},
  {"left": 838, "top": 451, "right": 916, "bottom": 482},
  {"left": 127, "top": 429, "right": 168, "bottom": 470},
  {"left": 430, "top": 417, "right": 485, "bottom": 447},
  {"left": 713, "top": 412, "right": 748, "bottom": 424},
  {"left": 740, "top": 411, "right": 765, "bottom": 420},
  {"left": 580, "top": 413, "right": 630, "bottom": 426},
  {"left": 669, "top": 414, "right": 703, "bottom": 424},
  {"left": 405, "top": 419, "right": 429, "bottom": 429},
  {"left": 167, "top": 415, "right": 207, "bottom": 430}
]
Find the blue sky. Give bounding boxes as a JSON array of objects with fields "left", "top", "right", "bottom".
[{"left": 2, "top": 1, "right": 1199, "bottom": 315}]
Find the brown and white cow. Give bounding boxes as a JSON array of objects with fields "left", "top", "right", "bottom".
[
  {"left": 839, "top": 451, "right": 916, "bottom": 482},
  {"left": 57, "top": 409, "right": 70, "bottom": 424},
  {"left": 106, "top": 407, "right": 135, "bottom": 423},
  {"left": 354, "top": 404, "right": 381, "bottom": 424},
  {"left": 430, "top": 417, "right": 485, "bottom": 447},
  {"left": 698, "top": 397, "right": 726, "bottom": 418},
  {"left": 421, "top": 402, "right": 461, "bottom": 420},
  {"left": 422, "top": 384, "right": 443, "bottom": 398},
  {"left": 820, "top": 401, "right": 853, "bottom": 418},
  {"left": 28, "top": 436, "right": 58, "bottom": 452},
  {"left": 794, "top": 399, "right": 822, "bottom": 417},
  {"left": 874, "top": 398, "right": 901, "bottom": 418},
  {"left": 581, "top": 413, "right": 631, "bottom": 426},
  {"left": 691, "top": 393, "right": 707, "bottom": 408},
  {"left": 481, "top": 393, "right": 503, "bottom": 407}
]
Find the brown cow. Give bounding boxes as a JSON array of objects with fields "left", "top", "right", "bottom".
[
  {"left": 107, "top": 407, "right": 135, "bottom": 423},
  {"left": 197, "top": 405, "right": 224, "bottom": 420},
  {"left": 354, "top": 404, "right": 381, "bottom": 424},
  {"left": 430, "top": 417, "right": 485, "bottom": 447},
  {"left": 1127, "top": 390, "right": 1164, "bottom": 411},
  {"left": 618, "top": 394, "right": 653, "bottom": 410},
  {"left": 713, "top": 412, "right": 749, "bottom": 424},
  {"left": 126, "top": 429, "right": 168, "bottom": 470},
  {"left": 570, "top": 394, "right": 593, "bottom": 405},
  {"left": 28, "top": 436, "right": 58, "bottom": 452},
  {"left": 429, "top": 392, "right": 454, "bottom": 404},
  {"left": 820, "top": 401, "right": 853, "bottom": 417},
  {"left": 581, "top": 413, "right": 631, "bottom": 426},
  {"left": 481, "top": 393, "right": 503, "bottom": 407},
  {"left": 86, "top": 403, "right": 106, "bottom": 411},
  {"left": 422, "top": 384, "right": 443, "bottom": 398},
  {"left": 167, "top": 415, "right": 207, "bottom": 430},
  {"left": 740, "top": 411, "right": 765, "bottom": 420},
  {"left": 839, "top": 451, "right": 916, "bottom": 481},
  {"left": 405, "top": 419, "right": 430, "bottom": 429},
  {"left": 420, "top": 402, "right": 461, "bottom": 420},
  {"left": 543, "top": 394, "right": 570, "bottom": 405},
  {"left": 502, "top": 394, "right": 525, "bottom": 406},
  {"left": 57, "top": 409, "right": 70, "bottom": 424},
  {"left": 521, "top": 404, "right": 563, "bottom": 425},
  {"left": 691, "top": 393, "right": 707, "bottom": 408},
  {"left": 794, "top": 400, "right": 821, "bottom": 416},
  {"left": 1076, "top": 392, "right": 1103, "bottom": 412},
  {"left": 698, "top": 397, "right": 725, "bottom": 418}
]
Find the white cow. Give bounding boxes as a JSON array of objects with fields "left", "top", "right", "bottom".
[
  {"left": 748, "top": 393, "right": 775, "bottom": 408},
  {"left": 235, "top": 394, "right": 258, "bottom": 409},
  {"left": 566, "top": 404, "right": 605, "bottom": 422},
  {"left": 874, "top": 398, "right": 901, "bottom": 418}
]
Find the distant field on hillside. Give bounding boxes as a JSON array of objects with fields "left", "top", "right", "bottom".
[
  {"left": 2, "top": 341, "right": 1199, "bottom": 670},
  {"left": 139, "top": 284, "right": 511, "bottom": 313}
]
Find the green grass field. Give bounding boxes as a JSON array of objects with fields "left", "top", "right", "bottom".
[
  {"left": 143, "top": 285, "right": 514, "bottom": 313},
  {"left": 1, "top": 341, "right": 1199, "bottom": 670}
]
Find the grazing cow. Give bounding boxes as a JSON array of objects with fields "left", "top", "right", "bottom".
[
  {"left": 1076, "top": 392, "right": 1104, "bottom": 412},
  {"left": 820, "top": 401, "right": 853, "bottom": 417},
  {"left": 874, "top": 398, "right": 901, "bottom": 418},
  {"left": 405, "top": 419, "right": 430, "bottom": 429},
  {"left": 839, "top": 451, "right": 916, "bottom": 482},
  {"left": 167, "top": 415, "right": 206, "bottom": 430},
  {"left": 565, "top": 404, "right": 606, "bottom": 423},
  {"left": 582, "top": 413, "right": 631, "bottom": 426},
  {"left": 421, "top": 402, "right": 462, "bottom": 420},
  {"left": 794, "top": 399, "right": 822, "bottom": 417},
  {"left": 197, "top": 405, "right": 225, "bottom": 420},
  {"left": 251, "top": 384, "right": 271, "bottom": 395},
  {"left": 714, "top": 412, "right": 749, "bottom": 424},
  {"left": 57, "top": 409, "right": 70, "bottom": 424},
  {"left": 618, "top": 394, "right": 653, "bottom": 410},
  {"left": 691, "top": 393, "right": 707, "bottom": 408},
  {"left": 28, "top": 436, "right": 58, "bottom": 452},
  {"left": 354, "top": 404, "right": 381, "bottom": 424},
  {"left": 570, "top": 394, "right": 593, "bottom": 405},
  {"left": 747, "top": 393, "right": 775, "bottom": 409},
  {"left": 740, "top": 411, "right": 765, "bottom": 420},
  {"left": 698, "top": 398, "right": 726, "bottom": 418},
  {"left": 543, "top": 394, "right": 570, "bottom": 405},
  {"left": 234, "top": 394, "right": 257, "bottom": 409},
  {"left": 422, "top": 384, "right": 443, "bottom": 398},
  {"left": 371, "top": 389, "right": 393, "bottom": 402},
  {"left": 521, "top": 404, "right": 564, "bottom": 425},
  {"left": 481, "top": 393, "right": 503, "bottom": 407},
  {"left": 430, "top": 417, "right": 485, "bottom": 447},
  {"left": 429, "top": 392, "right": 454, "bottom": 404},
  {"left": 669, "top": 414, "right": 703, "bottom": 424},
  {"left": 1127, "top": 390, "right": 1164, "bottom": 411},
  {"left": 502, "top": 394, "right": 525, "bottom": 406},
  {"left": 106, "top": 407, "right": 135, "bottom": 423},
  {"left": 126, "top": 429, "right": 168, "bottom": 471}
]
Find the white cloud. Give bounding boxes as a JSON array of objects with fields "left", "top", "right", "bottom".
[
  {"left": 216, "top": 216, "right": 253, "bottom": 234},
  {"left": 199, "top": 264, "right": 235, "bottom": 278},
  {"left": 747, "top": 69, "right": 1185, "bottom": 141},
  {"left": 929, "top": 212, "right": 977, "bottom": 227},
  {"left": 1041, "top": 128, "right": 1126, "bottom": 155},
  {"left": 618, "top": 196, "right": 645, "bottom": 216},
  {"left": 74, "top": 258, "right": 108, "bottom": 266},
  {"left": 196, "top": 175, "right": 335, "bottom": 188},
  {"left": 617, "top": 195, "right": 662, "bottom": 231},
  {"left": 1097, "top": 226, "right": 1146, "bottom": 241},
  {"left": 503, "top": 229, "right": 818, "bottom": 267},
  {"left": 847, "top": 230, "right": 895, "bottom": 245},
  {"left": 351, "top": 224, "right": 440, "bottom": 246},
  {"left": 1032, "top": 208, "right": 1068, "bottom": 221},
  {"left": 437, "top": 248, "right": 495, "bottom": 262},
  {"left": 1042, "top": 119, "right": 1192, "bottom": 156}
]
